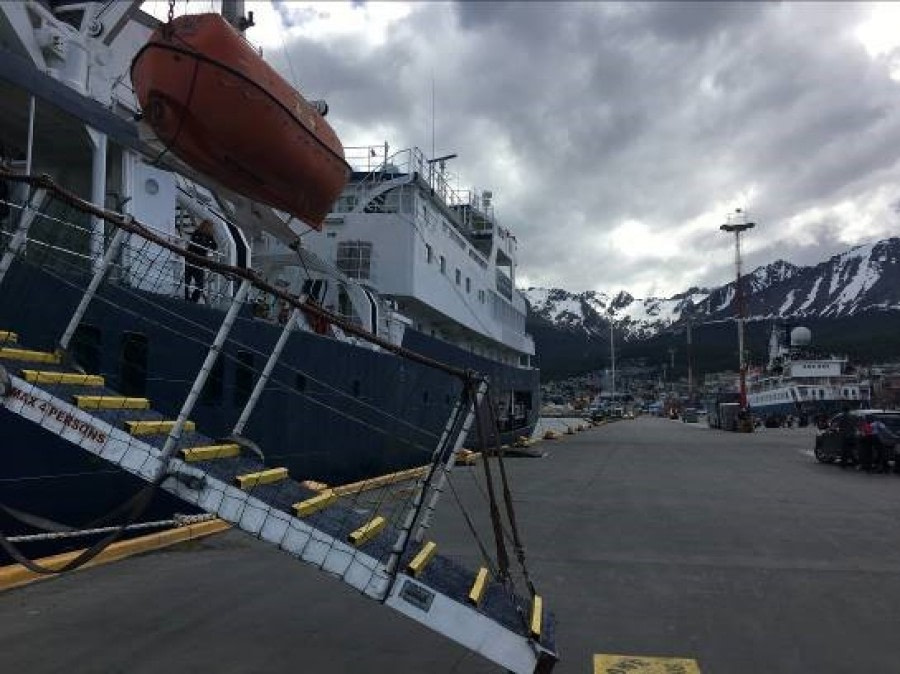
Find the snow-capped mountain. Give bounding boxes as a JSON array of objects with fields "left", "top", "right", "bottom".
[{"left": 524, "top": 237, "right": 900, "bottom": 339}]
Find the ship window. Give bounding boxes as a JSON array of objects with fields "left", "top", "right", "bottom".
[
  {"left": 440, "top": 256, "right": 446, "bottom": 273},
  {"left": 336, "top": 240, "right": 372, "bottom": 280},
  {"left": 234, "top": 351, "right": 255, "bottom": 406},
  {"left": 455, "top": 269, "right": 461, "bottom": 285},
  {"left": 120, "top": 332, "right": 147, "bottom": 397},
  {"left": 200, "top": 359, "right": 224, "bottom": 405},
  {"left": 426, "top": 243, "right": 433, "bottom": 263},
  {"left": 295, "top": 374, "right": 307, "bottom": 392},
  {"left": 466, "top": 277, "right": 471, "bottom": 293},
  {"left": 72, "top": 324, "right": 102, "bottom": 375}
]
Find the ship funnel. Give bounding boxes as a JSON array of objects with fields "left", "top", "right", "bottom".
[{"left": 790, "top": 326, "right": 811, "bottom": 346}]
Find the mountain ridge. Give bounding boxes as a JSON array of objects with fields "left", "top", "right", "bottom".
[{"left": 524, "top": 237, "right": 900, "bottom": 339}]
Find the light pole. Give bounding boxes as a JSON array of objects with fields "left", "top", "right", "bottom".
[
  {"left": 608, "top": 313, "right": 616, "bottom": 401},
  {"left": 686, "top": 318, "right": 693, "bottom": 400},
  {"left": 720, "top": 209, "right": 756, "bottom": 410}
]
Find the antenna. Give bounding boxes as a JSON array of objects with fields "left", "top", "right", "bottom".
[{"left": 431, "top": 74, "right": 435, "bottom": 161}]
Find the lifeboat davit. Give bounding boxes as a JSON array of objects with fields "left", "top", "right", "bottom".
[{"left": 130, "top": 13, "right": 350, "bottom": 230}]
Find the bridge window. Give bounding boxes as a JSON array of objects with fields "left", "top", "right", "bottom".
[
  {"left": 440, "top": 256, "right": 446, "bottom": 274},
  {"left": 426, "top": 243, "right": 433, "bottom": 263}
]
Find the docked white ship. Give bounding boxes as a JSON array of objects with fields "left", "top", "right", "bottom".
[{"left": 746, "top": 324, "right": 871, "bottom": 417}]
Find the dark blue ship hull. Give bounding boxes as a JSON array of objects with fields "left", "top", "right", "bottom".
[{"left": 0, "top": 260, "right": 539, "bottom": 559}]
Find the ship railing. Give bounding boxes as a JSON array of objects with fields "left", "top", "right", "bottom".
[{"left": 343, "top": 144, "right": 475, "bottom": 217}]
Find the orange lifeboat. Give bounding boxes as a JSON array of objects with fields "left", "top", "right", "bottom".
[{"left": 130, "top": 13, "right": 349, "bottom": 230}]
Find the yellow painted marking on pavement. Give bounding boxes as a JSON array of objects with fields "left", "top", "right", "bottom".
[
  {"left": 125, "top": 419, "right": 195, "bottom": 435},
  {"left": 180, "top": 444, "right": 241, "bottom": 462},
  {"left": 348, "top": 515, "right": 386, "bottom": 546},
  {"left": 593, "top": 654, "right": 702, "bottom": 674},
  {"left": 292, "top": 489, "right": 337, "bottom": 517},
  {"left": 406, "top": 541, "right": 437, "bottom": 577},
  {"left": 0, "top": 331, "right": 18, "bottom": 343},
  {"left": 21, "top": 370, "right": 105, "bottom": 386},
  {"left": 235, "top": 467, "right": 289, "bottom": 489},
  {"left": 0, "top": 519, "right": 230, "bottom": 593},
  {"left": 74, "top": 395, "right": 150, "bottom": 410},
  {"left": 530, "top": 595, "right": 543, "bottom": 638},
  {"left": 0, "top": 347, "right": 60, "bottom": 364},
  {"left": 468, "top": 566, "right": 489, "bottom": 606}
]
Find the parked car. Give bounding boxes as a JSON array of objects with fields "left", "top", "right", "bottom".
[
  {"left": 681, "top": 408, "right": 699, "bottom": 423},
  {"left": 813, "top": 409, "right": 900, "bottom": 465}
]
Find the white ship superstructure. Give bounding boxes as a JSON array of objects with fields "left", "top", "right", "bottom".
[{"left": 300, "top": 145, "right": 535, "bottom": 370}]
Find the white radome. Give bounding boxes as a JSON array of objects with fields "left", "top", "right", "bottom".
[{"left": 790, "top": 326, "right": 812, "bottom": 346}]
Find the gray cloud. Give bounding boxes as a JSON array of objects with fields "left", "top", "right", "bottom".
[{"left": 267, "top": 1, "right": 900, "bottom": 298}]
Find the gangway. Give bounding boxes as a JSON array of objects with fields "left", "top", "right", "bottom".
[{"left": 0, "top": 171, "right": 557, "bottom": 673}]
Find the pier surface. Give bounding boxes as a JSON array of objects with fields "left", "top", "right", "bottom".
[{"left": 3, "top": 417, "right": 900, "bottom": 673}]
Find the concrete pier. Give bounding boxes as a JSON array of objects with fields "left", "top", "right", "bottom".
[{"left": 3, "top": 417, "right": 900, "bottom": 673}]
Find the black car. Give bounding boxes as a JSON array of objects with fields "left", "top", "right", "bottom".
[{"left": 814, "top": 409, "right": 900, "bottom": 465}]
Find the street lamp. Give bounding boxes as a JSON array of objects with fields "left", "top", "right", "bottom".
[
  {"left": 608, "top": 310, "right": 616, "bottom": 401},
  {"left": 720, "top": 209, "right": 755, "bottom": 409}
]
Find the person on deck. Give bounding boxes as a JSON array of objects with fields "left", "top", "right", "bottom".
[{"left": 185, "top": 220, "right": 217, "bottom": 303}]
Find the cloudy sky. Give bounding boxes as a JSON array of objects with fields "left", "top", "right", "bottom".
[{"left": 151, "top": 1, "right": 900, "bottom": 299}]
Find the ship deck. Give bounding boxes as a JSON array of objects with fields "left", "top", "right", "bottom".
[{"left": 4, "top": 417, "right": 900, "bottom": 673}]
